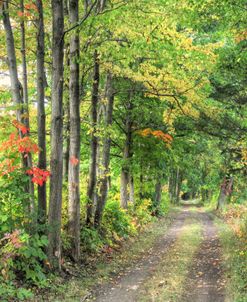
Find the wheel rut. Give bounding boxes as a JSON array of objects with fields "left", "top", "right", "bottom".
[
  {"left": 89, "top": 208, "right": 226, "bottom": 302},
  {"left": 181, "top": 211, "right": 225, "bottom": 302}
]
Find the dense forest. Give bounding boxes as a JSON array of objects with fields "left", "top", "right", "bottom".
[{"left": 0, "top": 0, "right": 246, "bottom": 301}]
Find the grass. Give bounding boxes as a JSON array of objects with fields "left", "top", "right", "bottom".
[
  {"left": 216, "top": 215, "right": 247, "bottom": 302},
  {"left": 138, "top": 217, "right": 203, "bottom": 302},
  {"left": 33, "top": 209, "right": 178, "bottom": 302}
]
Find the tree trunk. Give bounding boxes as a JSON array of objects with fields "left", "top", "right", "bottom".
[
  {"left": 168, "top": 174, "right": 173, "bottom": 202},
  {"left": 217, "top": 177, "right": 233, "bottom": 210},
  {"left": 20, "top": 0, "right": 29, "bottom": 125},
  {"left": 139, "top": 166, "right": 144, "bottom": 200},
  {"left": 94, "top": 74, "right": 114, "bottom": 226},
  {"left": 168, "top": 168, "right": 176, "bottom": 203},
  {"left": 154, "top": 179, "right": 162, "bottom": 215},
  {"left": 175, "top": 167, "right": 182, "bottom": 204},
  {"left": 48, "top": 0, "right": 64, "bottom": 270},
  {"left": 68, "top": 0, "right": 81, "bottom": 262},
  {"left": 63, "top": 103, "right": 70, "bottom": 179},
  {"left": 20, "top": 0, "right": 35, "bottom": 214},
  {"left": 86, "top": 51, "right": 100, "bottom": 224},
  {"left": 2, "top": 0, "right": 35, "bottom": 216},
  {"left": 120, "top": 99, "right": 133, "bottom": 209},
  {"left": 2, "top": 1, "right": 23, "bottom": 122},
  {"left": 120, "top": 169, "right": 129, "bottom": 208},
  {"left": 217, "top": 186, "right": 227, "bottom": 210},
  {"left": 129, "top": 175, "right": 135, "bottom": 204},
  {"left": 36, "top": 0, "right": 47, "bottom": 223}
]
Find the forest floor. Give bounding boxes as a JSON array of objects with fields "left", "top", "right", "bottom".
[{"left": 89, "top": 205, "right": 226, "bottom": 302}]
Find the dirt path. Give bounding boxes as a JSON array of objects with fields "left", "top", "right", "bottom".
[
  {"left": 181, "top": 211, "right": 225, "bottom": 302},
  {"left": 89, "top": 207, "right": 225, "bottom": 302}
]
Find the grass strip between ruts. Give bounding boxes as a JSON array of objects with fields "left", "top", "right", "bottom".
[{"left": 138, "top": 217, "right": 203, "bottom": 302}]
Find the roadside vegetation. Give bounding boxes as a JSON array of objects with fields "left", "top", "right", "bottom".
[{"left": 216, "top": 205, "right": 247, "bottom": 302}]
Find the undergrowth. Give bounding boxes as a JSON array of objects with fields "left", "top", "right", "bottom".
[{"left": 216, "top": 204, "right": 247, "bottom": 302}]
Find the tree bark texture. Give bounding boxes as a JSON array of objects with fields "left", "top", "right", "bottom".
[
  {"left": 2, "top": 0, "right": 23, "bottom": 123},
  {"left": 68, "top": 0, "right": 81, "bottom": 262},
  {"left": 129, "top": 175, "right": 135, "bottom": 204},
  {"left": 63, "top": 103, "right": 70, "bottom": 179},
  {"left": 139, "top": 167, "right": 144, "bottom": 200},
  {"left": 86, "top": 51, "right": 100, "bottom": 224},
  {"left": 48, "top": 0, "right": 64, "bottom": 270},
  {"left": 120, "top": 99, "right": 133, "bottom": 209},
  {"left": 168, "top": 168, "right": 176, "bottom": 203},
  {"left": 94, "top": 74, "right": 114, "bottom": 226},
  {"left": 175, "top": 167, "right": 182, "bottom": 204},
  {"left": 36, "top": 0, "right": 47, "bottom": 222},
  {"left": 20, "top": 0, "right": 35, "bottom": 214}
]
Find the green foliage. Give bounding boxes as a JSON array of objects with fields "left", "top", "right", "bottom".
[
  {"left": 129, "top": 199, "right": 154, "bottom": 228},
  {"left": 0, "top": 172, "right": 30, "bottom": 234},
  {"left": 0, "top": 283, "right": 33, "bottom": 302},
  {"left": 79, "top": 198, "right": 162, "bottom": 255},
  {"left": 81, "top": 227, "right": 104, "bottom": 253},
  {"left": 102, "top": 200, "right": 136, "bottom": 239},
  {"left": 156, "top": 193, "right": 171, "bottom": 217},
  {"left": 0, "top": 229, "right": 48, "bottom": 300}
]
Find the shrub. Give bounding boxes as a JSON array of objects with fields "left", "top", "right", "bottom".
[
  {"left": 80, "top": 227, "right": 104, "bottom": 253},
  {"left": 129, "top": 198, "right": 154, "bottom": 229},
  {"left": 0, "top": 173, "right": 30, "bottom": 235},
  {"left": 102, "top": 200, "right": 136, "bottom": 239},
  {"left": 0, "top": 229, "right": 48, "bottom": 301}
]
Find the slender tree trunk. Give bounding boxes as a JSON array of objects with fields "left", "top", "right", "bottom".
[
  {"left": 169, "top": 168, "right": 176, "bottom": 203},
  {"left": 63, "top": 103, "right": 70, "bottom": 179},
  {"left": 120, "top": 99, "right": 133, "bottom": 209},
  {"left": 20, "top": 0, "right": 29, "bottom": 124},
  {"left": 120, "top": 169, "right": 129, "bottom": 208},
  {"left": 62, "top": 41, "right": 70, "bottom": 180},
  {"left": 2, "top": 0, "right": 23, "bottom": 122},
  {"left": 94, "top": 74, "right": 114, "bottom": 226},
  {"left": 68, "top": 0, "right": 81, "bottom": 262},
  {"left": 168, "top": 174, "right": 173, "bottom": 201},
  {"left": 36, "top": 0, "right": 47, "bottom": 223},
  {"left": 2, "top": 0, "right": 35, "bottom": 216},
  {"left": 48, "top": 0, "right": 64, "bottom": 270},
  {"left": 175, "top": 167, "right": 182, "bottom": 204},
  {"left": 129, "top": 175, "right": 135, "bottom": 204},
  {"left": 86, "top": 51, "right": 100, "bottom": 224},
  {"left": 217, "top": 177, "right": 233, "bottom": 210},
  {"left": 168, "top": 169, "right": 172, "bottom": 201},
  {"left": 154, "top": 179, "right": 162, "bottom": 215},
  {"left": 139, "top": 165, "right": 144, "bottom": 200},
  {"left": 217, "top": 186, "right": 227, "bottom": 210},
  {"left": 20, "top": 0, "right": 35, "bottom": 214}
]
